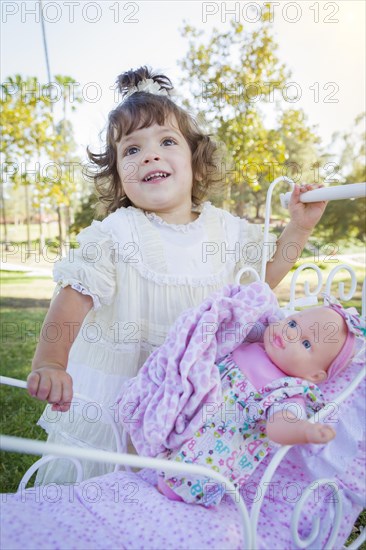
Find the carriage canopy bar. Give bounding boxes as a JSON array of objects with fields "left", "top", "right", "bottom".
[{"left": 280, "top": 182, "right": 366, "bottom": 209}]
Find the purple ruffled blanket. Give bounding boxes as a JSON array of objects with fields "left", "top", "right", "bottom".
[{"left": 118, "top": 282, "right": 283, "bottom": 457}]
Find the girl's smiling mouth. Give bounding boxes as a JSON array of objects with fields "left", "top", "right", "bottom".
[{"left": 142, "top": 171, "right": 170, "bottom": 183}]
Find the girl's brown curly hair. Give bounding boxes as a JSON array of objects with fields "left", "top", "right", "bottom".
[{"left": 87, "top": 66, "right": 223, "bottom": 216}]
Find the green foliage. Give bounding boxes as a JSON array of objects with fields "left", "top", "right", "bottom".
[
  {"left": 314, "top": 113, "right": 366, "bottom": 243},
  {"left": 178, "top": 11, "right": 323, "bottom": 220},
  {"left": 70, "top": 193, "right": 103, "bottom": 234},
  {"left": 179, "top": 12, "right": 365, "bottom": 247},
  {"left": 276, "top": 109, "right": 321, "bottom": 185},
  {"left": 315, "top": 195, "right": 366, "bottom": 244},
  {"left": 1, "top": 74, "right": 85, "bottom": 245}
]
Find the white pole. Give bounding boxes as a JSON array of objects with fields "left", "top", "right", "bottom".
[{"left": 280, "top": 182, "right": 366, "bottom": 209}]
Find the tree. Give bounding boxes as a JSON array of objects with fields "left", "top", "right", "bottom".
[
  {"left": 1, "top": 74, "right": 84, "bottom": 250},
  {"left": 1, "top": 75, "right": 53, "bottom": 252},
  {"left": 314, "top": 113, "right": 366, "bottom": 243},
  {"left": 276, "top": 109, "right": 322, "bottom": 186},
  {"left": 52, "top": 75, "right": 83, "bottom": 244},
  {"left": 70, "top": 193, "right": 102, "bottom": 234},
  {"left": 178, "top": 7, "right": 323, "bottom": 220}
]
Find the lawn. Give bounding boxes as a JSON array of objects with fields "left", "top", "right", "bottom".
[
  {"left": 0, "top": 267, "right": 365, "bottom": 545},
  {"left": 269, "top": 252, "right": 364, "bottom": 312},
  {"left": 1, "top": 271, "right": 55, "bottom": 491},
  {"left": 0, "top": 271, "right": 55, "bottom": 301}
]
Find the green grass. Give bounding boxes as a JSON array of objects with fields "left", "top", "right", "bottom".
[
  {"left": 274, "top": 256, "right": 364, "bottom": 312},
  {"left": 1, "top": 271, "right": 54, "bottom": 491},
  {"left": 1, "top": 271, "right": 51, "bottom": 281},
  {"left": 0, "top": 306, "right": 48, "bottom": 492},
  {"left": 0, "top": 270, "right": 365, "bottom": 545},
  {"left": 1, "top": 270, "right": 55, "bottom": 303}
]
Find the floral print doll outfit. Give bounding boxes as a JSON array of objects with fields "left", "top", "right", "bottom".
[{"left": 159, "top": 353, "right": 325, "bottom": 507}]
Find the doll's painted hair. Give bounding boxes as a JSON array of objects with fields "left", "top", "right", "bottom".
[{"left": 88, "top": 66, "right": 223, "bottom": 216}]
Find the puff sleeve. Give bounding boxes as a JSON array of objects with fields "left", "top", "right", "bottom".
[{"left": 53, "top": 220, "right": 116, "bottom": 310}]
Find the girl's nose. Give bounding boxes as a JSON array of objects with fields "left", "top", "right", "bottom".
[{"left": 143, "top": 151, "right": 160, "bottom": 163}]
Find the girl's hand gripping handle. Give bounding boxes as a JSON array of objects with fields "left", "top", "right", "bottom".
[
  {"left": 280, "top": 182, "right": 366, "bottom": 209},
  {"left": 28, "top": 286, "right": 93, "bottom": 412},
  {"left": 27, "top": 364, "right": 73, "bottom": 413}
]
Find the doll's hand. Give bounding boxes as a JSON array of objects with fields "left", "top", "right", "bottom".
[
  {"left": 305, "top": 423, "right": 336, "bottom": 444},
  {"left": 27, "top": 364, "right": 73, "bottom": 412},
  {"left": 288, "top": 183, "right": 328, "bottom": 232}
]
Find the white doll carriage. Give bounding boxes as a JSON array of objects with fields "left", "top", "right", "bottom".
[{"left": 1, "top": 178, "right": 365, "bottom": 550}]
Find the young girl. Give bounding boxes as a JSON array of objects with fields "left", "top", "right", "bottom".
[
  {"left": 27, "top": 66, "right": 327, "bottom": 484},
  {"left": 117, "top": 282, "right": 363, "bottom": 506}
]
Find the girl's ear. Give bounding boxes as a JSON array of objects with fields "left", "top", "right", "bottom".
[{"left": 308, "top": 370, "right": 328, "bottom": 383}]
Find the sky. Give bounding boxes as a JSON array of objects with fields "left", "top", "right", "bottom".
[{"left": 1, "top": 0, "right": 365, "bottom": 164}]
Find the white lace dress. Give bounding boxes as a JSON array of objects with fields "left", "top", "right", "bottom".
[{"left": 37, "top": 202, "right": 276, "bottom": 483}]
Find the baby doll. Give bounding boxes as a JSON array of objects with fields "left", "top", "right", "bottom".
[{"left": 157, "top": 300, "right": 362, "bottom": 506}]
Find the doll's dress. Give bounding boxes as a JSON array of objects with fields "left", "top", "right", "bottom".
[{"left": 160, "top": 353, "right": 325, "bottom": 506}]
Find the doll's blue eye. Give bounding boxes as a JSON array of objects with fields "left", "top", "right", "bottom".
[
  {"left": 288, "top": 320, "right": 297, "bottom": 328},
  {"left": 302, "top": 340, "right": 311, "bottom": 349}
]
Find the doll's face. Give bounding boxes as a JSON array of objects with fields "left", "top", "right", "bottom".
[{"left": 263, "top": 307, "right": 347, "bottom": 383}]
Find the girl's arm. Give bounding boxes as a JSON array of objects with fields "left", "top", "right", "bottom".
[
  {"left": 265, "top": 184, "right": 327, "bottom": 288},
  {"left": 266, "top": 411, "right": 336, "bottom": 445},
  {"left": 27, "top": 286, "right": 93, "bottom": 412}
]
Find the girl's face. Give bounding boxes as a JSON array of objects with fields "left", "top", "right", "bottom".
[
  {"left": 116, "top": 117, "right": 194, "bottom": 221},
  {"left": 263, "top": 307, "right": 347, "bottom": 383}
]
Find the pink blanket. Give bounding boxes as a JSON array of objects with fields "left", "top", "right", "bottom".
[
  {"left": 1, "top": 284, "right": 365, "bottom": 549},
  {"left": 118, "top": 282, "right": 282, "bottom": 456}
]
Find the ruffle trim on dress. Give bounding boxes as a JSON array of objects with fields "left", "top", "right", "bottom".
[
  {"left": 137, "top": 201, "right": 211, "bottom": 233},
  {"left": 71, "top": 282, "right": 101, "bottom": 310},
  {"left": 55, "top": 279, "right": 103, "bottom": 310},
  {"left": 128, "top": 257, "right": 239, "bottom": 287}
]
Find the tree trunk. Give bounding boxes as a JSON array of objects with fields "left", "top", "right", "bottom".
[
  {"left": 24, "top": 184, "right": 32, "bottom": 258},
  {"left": 39, "top": 203, "right": 45, "bottom": 249},
  {"left": 256, "top": 202, "right": 261, "bottom": 220},
  {"left": 223, "top": 180, "right": 232, "bottom": 211},
  {"left": 57, "top": 205, "right": 63, "bottom": 251},
  {"left": 64, "top": 204, "right": 71, "bottom": 242},
  {"left": 0, "top": 183, "right": 9, "bottom": 251}
]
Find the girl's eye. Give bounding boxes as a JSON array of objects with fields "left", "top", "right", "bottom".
[
  {"left": 288, "top": 320, "right": 297, "bottom": 328},
  {"left": 162, "top": 138, "right": 176, "bottom": 146},
  {"left": 125, "top": 146, "right": 139, "bottom": 156},
  {"left": 302, "top": 340, "right": 311, "bottom": 349}
]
